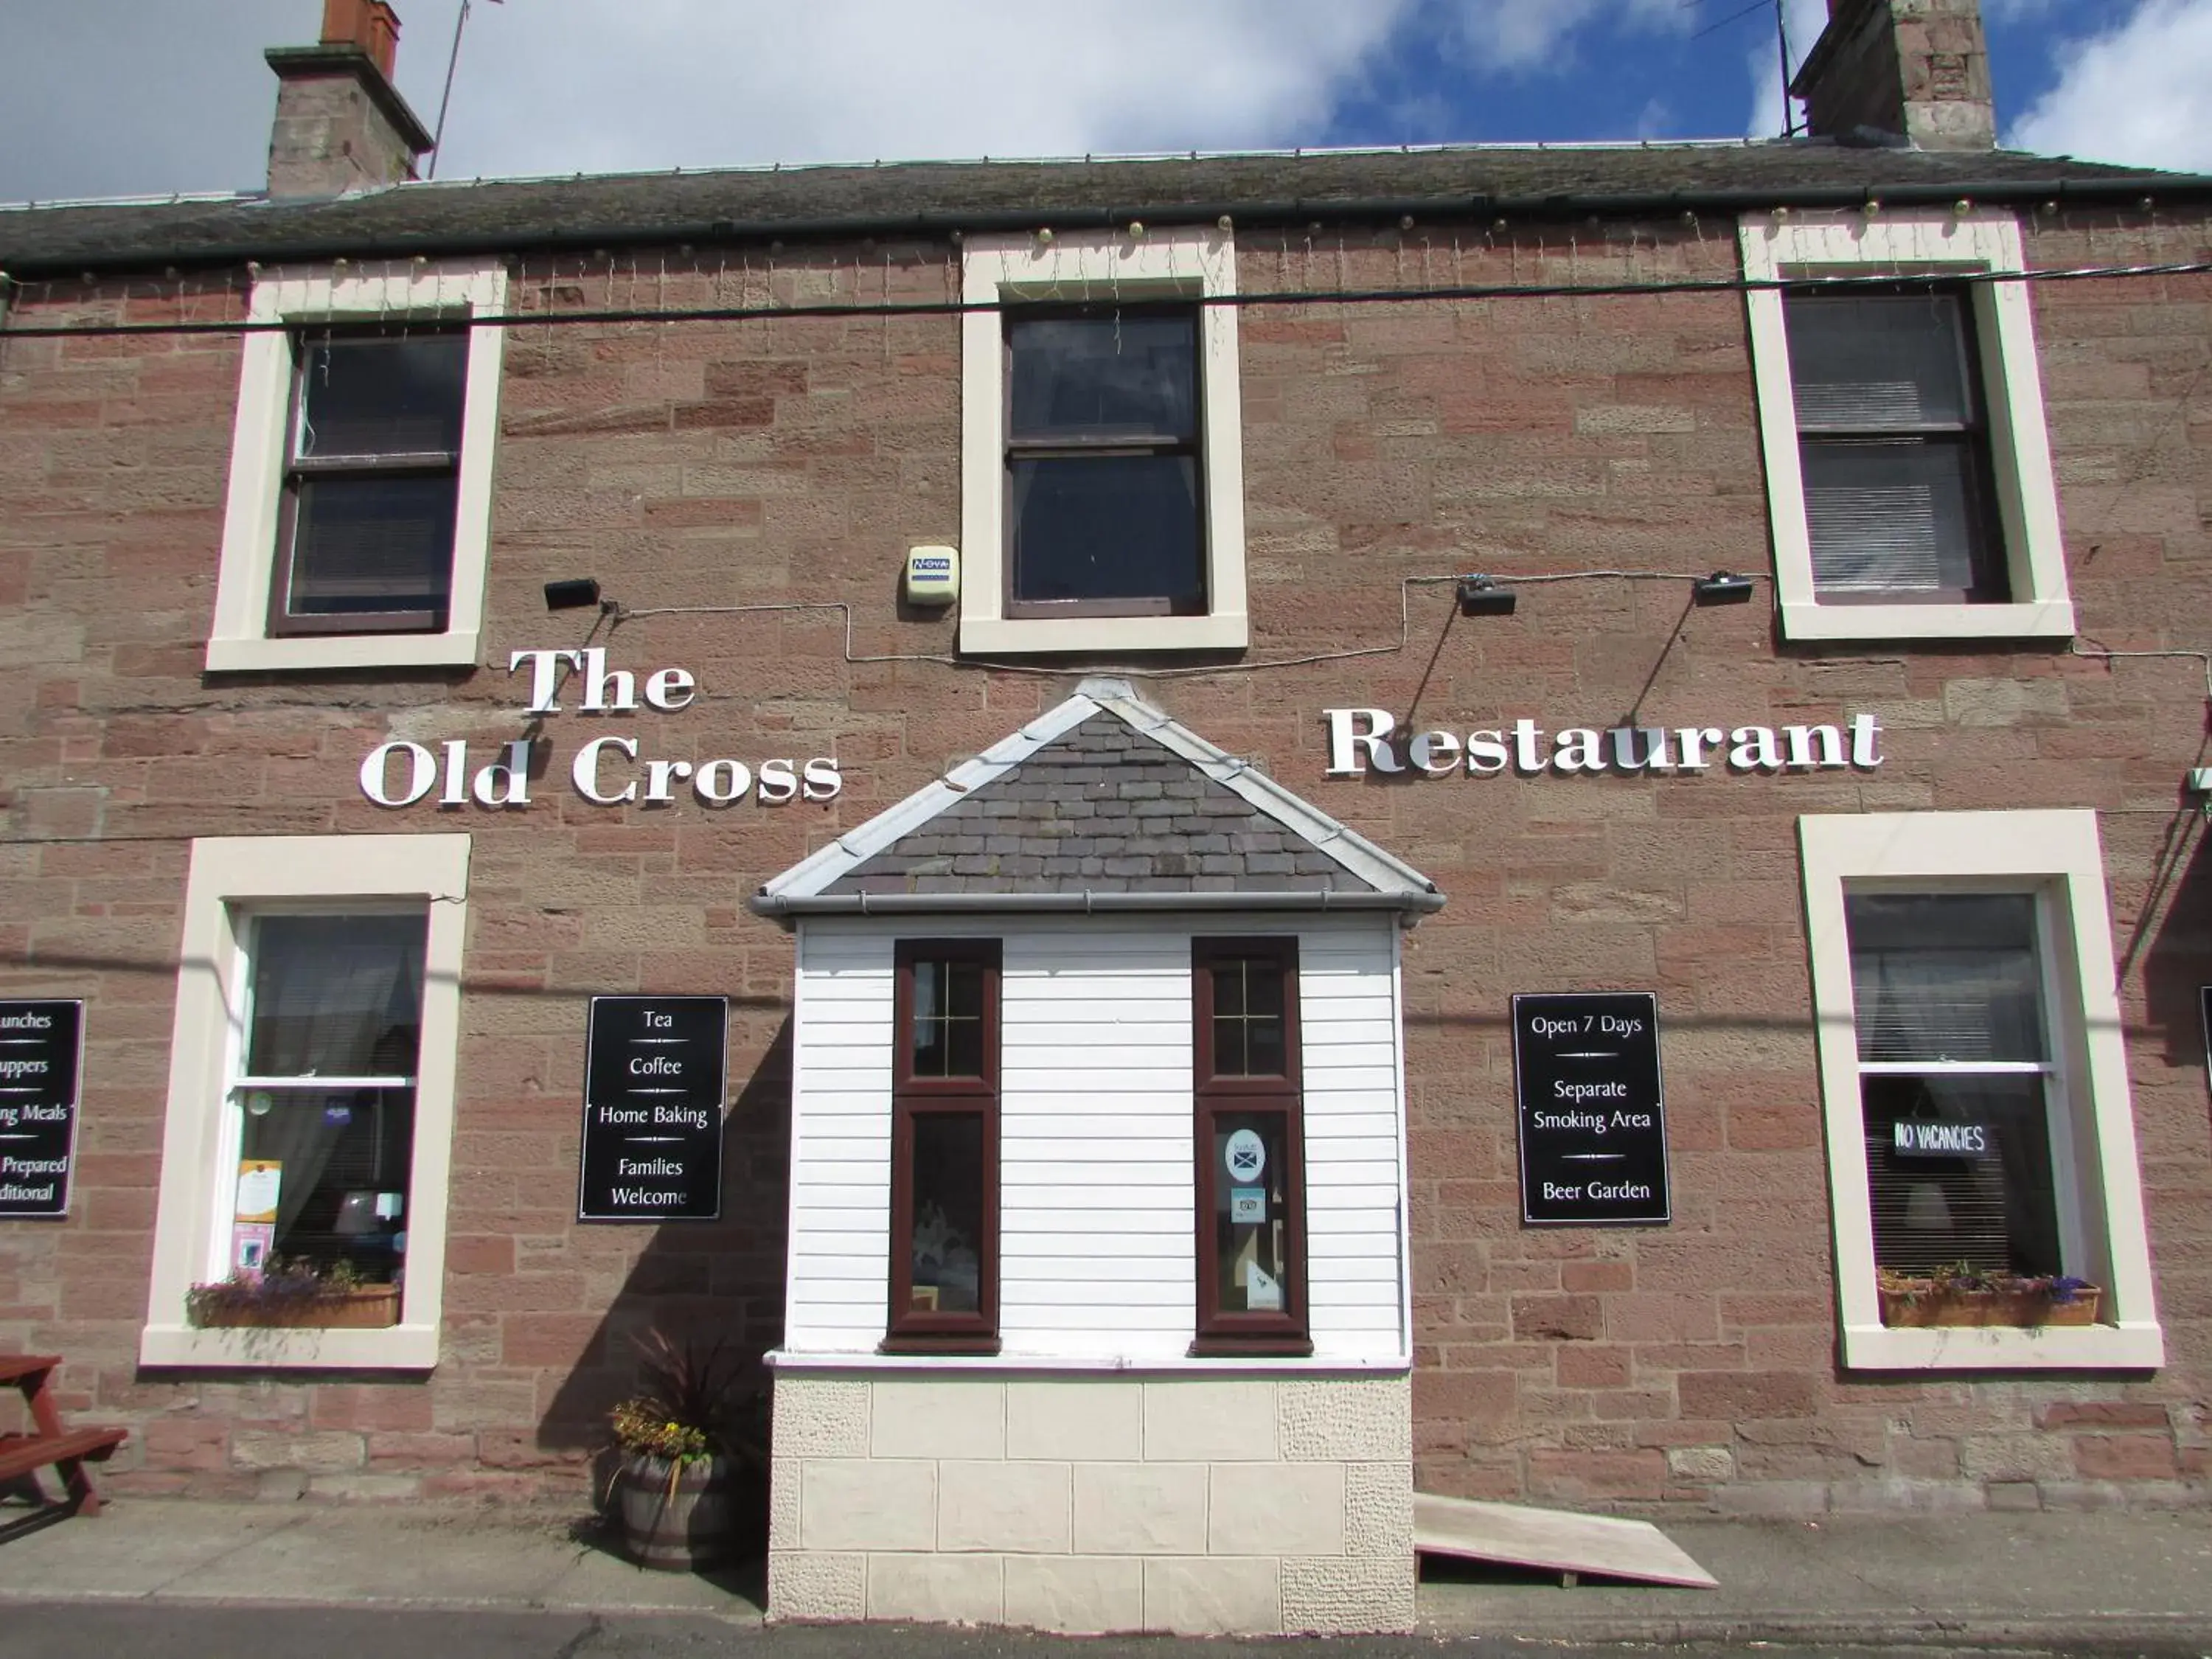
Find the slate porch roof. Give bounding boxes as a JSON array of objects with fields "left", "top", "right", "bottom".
[{"left": 752, "top": 679, "right": 1441, "bottom": 921}]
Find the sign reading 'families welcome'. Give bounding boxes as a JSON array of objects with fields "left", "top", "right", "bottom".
[{"left": 577, "top": 996, "right": 728, "bottom": 1223}]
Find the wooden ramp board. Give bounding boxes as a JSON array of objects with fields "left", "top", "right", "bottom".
[{"left": 1414, "top": 1493, "right": 1719, "bottom": 1589}]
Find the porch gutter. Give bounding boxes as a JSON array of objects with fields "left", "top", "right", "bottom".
[{"left": 748, "top": 887, "right": 1447, "bottom": 921}]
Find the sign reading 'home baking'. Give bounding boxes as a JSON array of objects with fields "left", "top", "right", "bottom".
[
  {"left": 578, "top": 996, "right": 728, "bottom": 1223},
  {"left": 1512, "top": 992, "right": 1671, "bottom": 1226},
  {"left": 360, "top": 650, "right": 844, "bottom": 811},
  {"left": 0, "top": 1000, "right": 85, "bottom": 1219}
]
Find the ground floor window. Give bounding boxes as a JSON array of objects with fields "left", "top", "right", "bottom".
[
  {"left": 140, "top": 834, "right": 470, "bottom": 1370},
  {"left": 1192, "top": 938, "right": 1310, "bottom": 1356},
  {"left": 228, "top": 913, "right": 425, "bottom": 1287},
  {"left": 1799, "top": 810, "right": 2163, "bottom": 1370},
  {"left": 885, "top": 940, "right": 1000, "bottom": 1352}
]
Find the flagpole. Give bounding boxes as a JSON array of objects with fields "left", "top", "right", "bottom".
[{"left": 427, "top": 0, "right": 471, "bottom": 180}]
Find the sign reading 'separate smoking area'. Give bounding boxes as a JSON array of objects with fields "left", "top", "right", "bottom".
[
  {"left": 0, "top": 1000, "right": 85, "bottom": 1220},
  {"left": 578, "top": 996, "right": 728, "bottom": 1222},
  {"left": 1512, "top": 992, "right": 1671, "bottom": 1226}
]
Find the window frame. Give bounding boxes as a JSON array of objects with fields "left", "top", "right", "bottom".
[
  {"left": 140, "top": 834, "right": 470, "bottom": 1370},
  {"left": 1191, "top": 936, "right": 1312, "bottom": 1357},
  {"left": 883, "top": 939, "right": 1002, "bottom": 1354},
  {"left": 208, "top": 262, "right": 506, "bottom": 672},
  {"left": 1741, "top": 210, "right": 2074, "bottom": 641},
  {"left": 1798, "top": 810, "right": 2162, "bottom": 1371},
  {"left": 1001, "top": 301, "right": 1209, "bottom": 621},
  {"left": 266, "top": 324, "right": 469, "bottom": 639},
  {"left": 959, "top": 227, "right": 1248, "bottom": 655},
  {"left": 1784, "top": 282, "right": 2011, "bottom": 605}
]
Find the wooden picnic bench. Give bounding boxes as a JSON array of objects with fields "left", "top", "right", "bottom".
[{"left": 0, "top": 1354, "right": 128, "bottom": 1520}]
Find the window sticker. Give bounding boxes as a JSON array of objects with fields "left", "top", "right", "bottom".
[{"left": 1225, "top": 1127, "right": 1266, "bottom": 1183}]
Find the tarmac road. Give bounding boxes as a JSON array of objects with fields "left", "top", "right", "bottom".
[{"left": 1, "top": 1604, "right": 2208, "bottom": 1659}]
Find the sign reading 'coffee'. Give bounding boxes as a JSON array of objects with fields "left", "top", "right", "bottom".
[
  {"left": 577, "top": 996, "right": 728, "bottom": 1222},
  {"left": 0, "top": 1000, "right": 85, "bottom": 1220},
  {"left": 1512, "top": 992, "right": 1671, "bottom": 1226}
]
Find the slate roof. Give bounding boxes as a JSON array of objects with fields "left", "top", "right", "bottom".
[
  {"left": 824, "top": 713, "right": 1363, "bottom": 897},
  {"left": 754, "top": 679, "right": 1441, "bottom": 919},
  {"left": 4, "top": 142, "right": 2199, "bottom": 274}
]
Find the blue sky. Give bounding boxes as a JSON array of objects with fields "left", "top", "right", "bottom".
[{"left": 0, "top": 1, "right": 2198, "bottom": 206}]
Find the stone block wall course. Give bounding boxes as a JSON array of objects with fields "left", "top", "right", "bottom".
[
  {"left": 768, "top": 1373, "right": 1415, "bottom": 1632},
  {"left": 0, "top": 215, "right": 2208, "bottom": 1522}
]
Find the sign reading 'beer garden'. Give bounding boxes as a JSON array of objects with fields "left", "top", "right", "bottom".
[
  {"left": 1512, "top": 992, "right": 1672, "bottom": 1226},
  {"left": 0, "top": 1000, "right": 86, "bottom": 1219},
  {"left": 577, "top": 996, "right": 729, "bottom": 1222}
]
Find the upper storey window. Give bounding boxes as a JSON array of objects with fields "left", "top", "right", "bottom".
[
  {"left": 1006, "top": 306, "right": 1205, "bottom": 619},
  {"left": 960, "top": 229, "right": 1247, "bottom": 656},
  {"left": 208, "top": 262, "right": 507, "bottom": 673},
  {"left": 1741, "top": 210, "right": 2073, "bottom": 642},
  {"left": 276, "top": 328, "right": 467, "bottom": 636},
  {"left": 1784, "top": 286, "right": 2006, "bottom": 605}
]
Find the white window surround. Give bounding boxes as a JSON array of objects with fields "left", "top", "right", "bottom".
[
  {"left": 959, "top": 228, "right": 1248, "bottom": 656},
  {"left": 206, "top": 262, "right": 507, "bottom": 673},
  {"left": 140, "top": 834, "right": 470, "bottom": 1370},
  {"left": 1799, "top": 810, "right": 2161, "bottom": 1371},
  {"left": 1741, "top": 210, "right": 2073, "bottom": 642}
]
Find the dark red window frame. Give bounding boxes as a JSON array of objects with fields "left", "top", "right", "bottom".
[
  {"left": 1192, "top": 936, "right": 1310, "bottom": 1357},
  {"left": 884, "top": 939, "right": 1001, "bottom": 1354}
]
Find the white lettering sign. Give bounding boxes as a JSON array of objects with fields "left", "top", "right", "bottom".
[
  {"left": 358, "top": 650, "right": 844, "bottom": 811},
  {"left": 1324, "top": 709, "right": 1882, "bottom": 778}
]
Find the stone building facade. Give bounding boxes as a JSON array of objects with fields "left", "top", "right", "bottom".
[{"left": 1, "top": 0, "right": 2209, "bottom": 1634}]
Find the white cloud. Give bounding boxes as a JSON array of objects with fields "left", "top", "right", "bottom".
[
  {"left": 1745, "top": 0, "right": 1829, "bottom": 139},
  {"left": 434, "top": 0, "right": 1416, "bottom": 180},
  {"left": 2008, "top": 0, "right": 2212, "bottom": 170},
  {"left": 1441, "top": 0, "right": 1689, "bottom": 72},
  {"left": 0, "top": 0, "right": 1743, "bottom": 204}
]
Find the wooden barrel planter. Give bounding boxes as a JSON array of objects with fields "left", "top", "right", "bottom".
[{"left": 613, "top": 1455, "right": 744, "bottom": 1571}]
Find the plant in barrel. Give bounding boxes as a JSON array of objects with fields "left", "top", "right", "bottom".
[{"left": 606, "top": 1329, "right": 767, "bottom": 1571}]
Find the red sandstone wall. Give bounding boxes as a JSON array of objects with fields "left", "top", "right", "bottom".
[{"left": 0, "top": 213, "right": 2207, "bottom": 1510}]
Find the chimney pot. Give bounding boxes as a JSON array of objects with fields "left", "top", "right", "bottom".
[{"left": 321, "top": 0, "right": 403, "bottom": 80}]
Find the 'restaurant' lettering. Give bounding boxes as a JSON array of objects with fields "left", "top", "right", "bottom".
[{"left": 1325, "top": 707, "right": 1881, "bottom": 779}]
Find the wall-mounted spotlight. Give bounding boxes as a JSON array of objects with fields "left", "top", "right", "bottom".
[
  {"left": 543, "top": 577, "right": 603, "bottom": 611},
  {"left": 1457, "top": 577, "right": 1517, "bottom": 617},
  {"left": 1692, "top": 571, "right": 1755, "bottom": 606}
]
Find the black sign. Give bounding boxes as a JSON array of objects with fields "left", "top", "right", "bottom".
[
  {"left": 578, "top": 996, "right": 728, "bottom": 1222},
  {"left": 2200, "top": 986, "right": 2212, "bottom": 1094},
  {"left": 1512, "top": 992, "right": 1670, "bottom": 1225},
  {"left": 0, "top": 1000, "right": 85, "bottom": 1220}
]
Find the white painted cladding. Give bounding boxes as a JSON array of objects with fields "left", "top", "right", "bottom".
[{"left": 784, "top": 915, "right": 1410, "bottom": 1365}]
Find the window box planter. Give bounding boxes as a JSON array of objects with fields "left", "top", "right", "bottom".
[
  {"left": 1876, "top": 1273, "right": 2101, "bottom": 1329},
  {"left": 185, "top": 1282, "right": 400, "bottom": 1330}
]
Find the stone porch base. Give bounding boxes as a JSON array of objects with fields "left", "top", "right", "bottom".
[{"left": 766, "top": 1369, "right": 1414, "bottom": 1635}]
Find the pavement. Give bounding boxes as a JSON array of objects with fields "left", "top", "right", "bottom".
[{"left": 0, "top": 1495, "right": 2209, "bottom": 1650}]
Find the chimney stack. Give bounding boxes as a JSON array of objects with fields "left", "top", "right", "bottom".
[
  {"left": 264, "top": 0, "right": 434, "bottom": 198},
  {"left": 1790, "top": 0, "right": 1996, "bottom": 151}
]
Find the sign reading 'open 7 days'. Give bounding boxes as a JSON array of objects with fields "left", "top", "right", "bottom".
[{"left": 1324, "top": 709, "right": 1884, "bottom": 777}]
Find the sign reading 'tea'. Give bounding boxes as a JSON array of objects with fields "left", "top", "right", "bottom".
[
  {"left": 1512, "top": 992, "right": 1671, "bottom": 1226},
  {"left": 577, "top": 996, "right": 728, "bottom": 1222}
]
